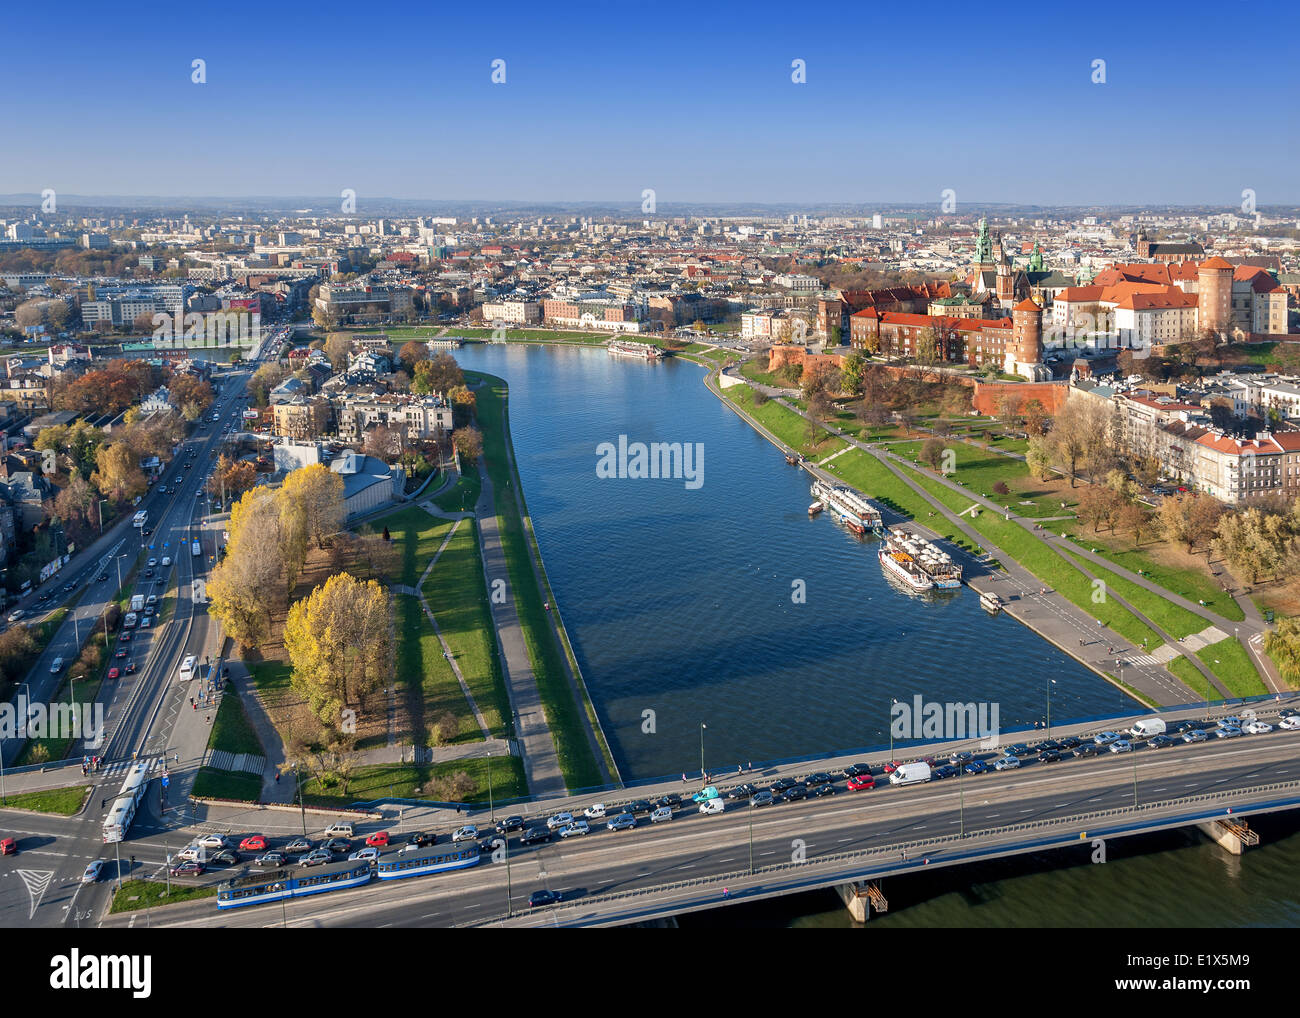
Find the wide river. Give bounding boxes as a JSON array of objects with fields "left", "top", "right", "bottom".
[{"left": 451, "top": 343, "right": 1299, "bottom": 927}]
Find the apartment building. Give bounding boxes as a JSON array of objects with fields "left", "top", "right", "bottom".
[
  {"left": 480, "top": 299, "right": 541, "bottom": 325},
  {"left": 335, "top": 393, "right": 453, "bottom": 444}
]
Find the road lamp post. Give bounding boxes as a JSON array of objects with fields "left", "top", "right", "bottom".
[
  {"left": 889, "top": 698, "right": 899, "bottom": 760},
  {"left": 1046, "top": 678, "right": 1057, "bottom": 739},
  {"left": 487, "top": 753, "right": 495, "bottom": 823},
  {"left": 293, "top": 763, "right": 307, "bottom": 837},
  {"left": 699, "top": 722, "right": 706, "bottom": 782}
]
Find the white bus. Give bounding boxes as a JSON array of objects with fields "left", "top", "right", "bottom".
[
  {"left": 132, "top": 510, "right": 148, "bottom": 529},
  {"left": 192, "top": 540, "right": 202, "bottom": 557},
  {"left": 102, "top": 762, "right": 153, "bottom": 843},
  {"left": 178, "top": 654, "right": 197, "bottom": 681}
]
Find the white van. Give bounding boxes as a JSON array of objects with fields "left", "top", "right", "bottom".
[
  {"left": 1130, "top": 718, "right": 1167, "bottom": 738},
  {"left": 178, "top": 654, "right": 197, "bottom": 681},
  {"left": 324, "top": 822, "right": 355, "bottom": 839},
  {"left": 161, "top": 556, "right": 172, "bottom": 567},
  {"left": 698, "top": 798, "right": 725, "bottom": 815},
  {"left": 889, "top": 762, "right": 933, "bottom": 786}
]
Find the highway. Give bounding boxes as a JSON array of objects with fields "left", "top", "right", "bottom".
[
  {"left": 96, "top": 713, "right": 1300, "bottom": 928},
  {"left": 0, "top": 330, "right": 283, "bottom": 928}
]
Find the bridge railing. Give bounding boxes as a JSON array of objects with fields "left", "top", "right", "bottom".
[{"left": 461, "top": 778, "right": 1300, "bottom": 926}]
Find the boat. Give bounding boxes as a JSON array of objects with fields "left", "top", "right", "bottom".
[
  {"left": 785, "top": 453, "right": 799, "bottom": 466},
  {"left": 881, "top": 526, "right": 962, "bottom": 589},
  {"left": 878, "top": 546, "right": 934, "bottom": 593},
  {"left": 607, "top": 339, "right": 664, "bottom": 360},
  {"left": 808, "top": 502, "right": 823, "bottom": 516},
  {"left": 979, "top": 590, "right": 1003, "bottom": 614},
  {"left": 810, "top": 480, "right": 882, "bottom": 535}
]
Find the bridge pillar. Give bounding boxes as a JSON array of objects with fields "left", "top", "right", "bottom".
[
  {"left": 1196, "top": 819, "right": 1260, "bottom": 856},
  {"left": 836, "top": 881, "right": 871, "bottom": 923}
]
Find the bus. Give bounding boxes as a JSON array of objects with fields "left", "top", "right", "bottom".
[
  {"left": 102, "top": 762, "right": 153, "bottom": 843},
  {"left": 192, "top": 540, "right": 202, "bottom": 557},
  {"left": 132, "top": 510, "right": 148, "bottom": 529}
]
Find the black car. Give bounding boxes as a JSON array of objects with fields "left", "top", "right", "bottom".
[
  {"left": 212, "top": 849, "right": 240, "bottom": 866},
  {"left": 1148, "top": 734, "right": 1177, "bottom": 749},
  {"left": 1057, "top": 736, "right": 1081, "bottom": 750},
  {"left": 495, "top": 816, "right": 524, "bottom": 834},
  {"left": 769, "top": 777, "right": 799, "bottom": 793},
  {"left": 803, "top": 772, "right": 833, "bottom": 787},
  {"left": 323, "top": 837, "right": 351, "bottom": 854},
  {"left": 948, "top": 751, "right": 974, "bottom": 766},
  {"left": 521, "top": 826, "right": 551, "bottom": 845},
  {"left": 726, "top": 783, "right": 756, "bottom": 800},
  {"left": 655, "top": 793, "right": 682, "bottom": 809},
  {"left": 407, "top": 831, "right": 437, "bottom": 846},
  {"left": 810, "top": 783, "right": 836, "bottom": 797},
  {"left": 627, "top": 800, "right": 653, "bottom": 814},
  {"left": 932, "top": 765, "right": 958, "bottom": 779},
  {"left": 1034, "top": 739, "right": 1062, "bottom": 753},
  {"left": 842, "top": 763, "right": 872, "bottom": 778},
  {"left": 750, "top": 790, "right": 775, "bottom": 807},
  {"left": 1037, "top": 750, "right": 1061, "bottom": 764},
  {"left": 1007, "top": 743, "right": 1034, "bottom": 757},
  {"left": 529, "top": 889, "right": 559, "bottom": 908},
  {"left": 97, "top": 572, "right": 108, "bottom": 581},
  {"left": 1072, "top": 744, "right": 1098, "bottom": 758},
  {"left": 781, "top": 786, "right": 807, "bottom": 803}
]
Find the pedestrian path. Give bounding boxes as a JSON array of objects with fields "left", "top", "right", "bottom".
[
  {"left": 1181, "top": 626, "right": 1228, "bottom": 652},
  {"left": 207, "top": 750, "right": 266, "bottom": 775}
]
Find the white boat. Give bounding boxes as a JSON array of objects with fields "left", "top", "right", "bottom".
[
  {"left": 607, "top": 340, "right": 664, "bottom": 359},
  {"left": 878, "top": 546, "right": 934, "bottom": 593},
  {"left": 979, "top": 590, "right": 1003, "bottom": 614}
]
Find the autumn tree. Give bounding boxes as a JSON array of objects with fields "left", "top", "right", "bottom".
[
  {"left": 206, "top": 454, "right": 258, "bottom": 505},
  {"left": 283, "top": 573, "right": 394, "bottom": 729},
  {"left": 452, "top": 427, "right": 483, "bottom": 463},
  {"left": 413, "top": 353, "right": 464, "bottom": 395},
  {"left": 90, "top": 442, "right": 147, "bottom": 500},
  {"left": 280, "top": 462, "right": 345, "bottom": 549},
  {"left": 398, "top": 340, "right": 429, "bottom": 371},
  {"left": 1265, "top": 617, "right": 1300, "bottom": 687},
  {"left": 324, "top": 332, "right": 352, "bottom": 370}
]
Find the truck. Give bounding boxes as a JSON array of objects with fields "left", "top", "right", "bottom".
[
  {"left": 192, "top": 540, "right": 202, "bottom": 557},
  {"left": 1129, "top": 717, "right": 1167, "bottom": 739},
  {"left": 123, "top": 612, "right": 138, "bottom": 629},
  {"left": 889, "top": 762, "right": 932, "bottom": 786},
  {"left": 130, "top": 594, "right": 145, "bottom": 613}
]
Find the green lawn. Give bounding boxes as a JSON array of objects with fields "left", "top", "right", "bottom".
[
  {"left": 0, "top": 784, "right": 89, "bottom": 814},
  {"left": 207, "top": 691, "right": 263, "bottom": 756},
  {"left": 475, "top": 374, "right": 604, "bottom": 790},
  {"left": 192, "top": 767, "right": 262, "bottom": 801},
  {"left": 890, "top": 440, "right": 1066, "bottom": 518},
  {"left": 361, "top": 505, "right": 446, "bottom": 587},
  {"left": 247, "top": 660, "right": 293, "bottom": 711},
  {"left": 300, "top": 756, "right": 527, "bottom": 807},
  {"left": 431, "top": 470, "right": 481, "bottom": 514},
  {"left": 721, "top": 384, "right": 845, "bottom": 459},
  {"left": 1059, "top": 549, "right": 1208, "bottom": 641},
  {"left": 394, "top": 592, "right": 478, "bottom": 747},
  {"left": 110, "top": 879, "right": 217, "bottom": 913},
  {"left": 1193, "top": 636, "right": 1268, "bottom": 698},
  {"left": 824, "top": 447, "right": 926, "bottom": 522},
  {"left": 421, "top": 518, "right": 511, "bottom": 739}
]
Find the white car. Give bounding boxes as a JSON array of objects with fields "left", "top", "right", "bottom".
[
  {"left": 196, "top": 834, "right": 229, "bottom": 850},
  {"left": 161, "top": 556, "right": 172, "bottom": 567},
  {"left": 176, "top": 846, "right": 203, "bottom": 862},
  {"left": 147, "top": 558, "right": 157, "bottom": 568},
  {"left": 82, "top": 859, "right": 106, "bottom": 884},
  {"left": 557, "top": 821, "right": 590, "bottom": 839},
  {"left": 1243, "top": 721, "right": 1273, "bottom": 735},
  {"left": 546, "top": 812, "right": 574, "bottom": 831},
  {"left": 451, "top": 825, "right": 478, "bottom": 843},
  {"left": 348, "top": 847, "right": 380, "bottom": 862},
  {"left": 1279, "top": 716, "right": 1300, "bottom": 731},
  {"left": 993, "top": 755, "right": 1020, "bottom": 771},
  {"left": 1109, "top": 740, "right": 1133, "bottom": 753},
  {"left": 583, "top": 804, "right": 606, "bottom": 819}
]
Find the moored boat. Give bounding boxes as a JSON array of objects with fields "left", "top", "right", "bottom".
[
  {"left": 808, "top": 501, "right": 823, "bottom": 516},
  {"left": 878, "top": 546, "right": 934, "bottom": 593},
  {"left": 979, "top": 590, "right": 1003, "bottom": 614}
]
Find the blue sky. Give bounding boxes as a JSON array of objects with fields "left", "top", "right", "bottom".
[{"left": 4, "top": 0, "right": 1297, "bottom": 205}]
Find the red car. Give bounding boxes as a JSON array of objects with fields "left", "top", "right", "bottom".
[
  {"left": 170, "top": 861, "right": 204, "bottom": 877},
  {"left": 107, "top": 667, "right": 120, "bottom": 680},
  {"left": 0, "top": 838, "right": 16, "bottom": 856},
  {"left": 115, "top": 649, "right": 128, "bottom": 659},
  {"left": 847, "top": 774, "right": 875, "bottom": 791},
  {"left": 365, "top": 831, "right": 390, "bottom": 848},
  {"left": 239, "top": 835, "right": 266, "bottom": 852},
  {"left": 882, "top": 761, "right": 900, "bottom": 774}
]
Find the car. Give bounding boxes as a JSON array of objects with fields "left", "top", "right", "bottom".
[
  {"left": 948, "top": 751, "right": 974, "bottom": 766},
  {"left": 521, "top": 826, "right": 552, "bottom": 845},
  {"left": 1216, "top": 716, "right": 1243, "bottom": 729},
  {"left": 1279, "top": 708, "right": 1299, "bottom": 720},
  {"left": 63, "top": 582, "right": 74, "bottom": 593},
  {"left": 654, "top": 793, "right": 682, "bottom": 809},
  {"left": 239, "top": 834, "right": 266, "bottom": 852},
  {"left": 5, "top": 610, "right": 24, "bottom": 624},
  {"left": 114, "top": 649, "right": 128, "bottom": 659},
  {"left": 1182, "top": 729, "right": 1209, "bottom": 744},
  {"left": 963, "top": 759, "right": 988, "bottom": 775},
  {"left": 170, "top": 861, "right": 204, "bottom": 877},
  {"left": 1057, "top": 736, "right": 1082, "bottom": 750},
  {"left": 299, "top": 849, "right": 332, "bottom": 867},
  {"left": 558, "top": 821, "right": 590, "bottom": 838},
  {"left": 606, "top": 813, "right": 636, "bottom": 831},
  {"left": 750, "top": 790, "right": 775, "bottom": 807},
  {"left": 97, "top": 572, "right": 108, "bottom": 581},
  {"left": 882, "top": 761, "right": 901, "bottom": 774},
  {"left": 1109, "top": 740, "right": 1133, "bottom": 753},
  {"left": 650, "top": 805, "right": 674, "bottom": 822},
  {"left": 545, "top": 813, "right": 573, "bottom": 831},
  {"left": 1072, "top": 743, "right": 1098, "bottom": 757},
  {"left": 405, "top": 832, "right": 435, "bottom": 847},
  {"left": 1006, "top": 743, "right": 1033, "bottom": 757},
  {"left": 583, "top": 803, "right": 607, "bottom": 819},
  {"left": 118, "top": 632, "right": 131, "bottom": 642},
  {"left": 847, "top": 774, "right": 876, "bottom": 790},
  {"left": 146, "top": 595, "right": 157, "bottom": 605},
  {"left": 365, "top": 831, "right": 390, "bottom": 847},
  {"left": 993, "top": 755, "right": 1020, "bottom": 771},
  {"left": 82, "top": 860, "right": 106, "bottom": 884},
  {"left": 769, "top": 777, "right": 799, "bottom": 793},
  {"left": 143, "top": 569, "right": 154, "bottom": 579},
  {"left": 1148, "top": 734, "right": 1177, "bottom": 749},
  {"left": 124, "top": 663, "right": 137, "bottom": 674},
  {"left": 196, "top": 834, "right": 229, "bottom": 850},
  {"left": 1093, "top": 731, "right": 1121, "bottom": 746},
  {"left": 1280, "top": 716, "right": 1300, "bottom": 731},
  {"left": 1243, "top": 721, "right": 1273, "bottom": 735},
  {"left": 147, "top": 558, "right": 157, "bottom": 568},
  {"left": 803, "top": 772, "right": 833, "bottom": 787},
  {"left": 212, "top": 850, "right": 240, "bottom": 866},
  {"left": 781, "top": 785, "right": 807, "bottom": 803},
  {"left": 691, "top": 786, "right": 720, "bottom": 803},
  {"left": 1037, "top": 750, "right": 1061, "bottom": 764},
  {"left": 727, "top": 783, "right": 756, "bottom": 799},
  {"left": 254, "top": 851, "right": 287, "bottom": 867},
  {"left": 323, "top": 837, "right": 352, "bottom": 853},
  {"left": 348, "top": 847, "right": 380, "bottom": 862},
  {"left": 529, "top": 889, "right": 559, "bottom": 909},
  {"left": 142, "top": 528, "right": 152, "bottom": 537},
  {"left": 0, "top": 838, "right": 15, "bottom": 856},
  {"left": 107, "top": 667, "right": 120, "bottom": 680},
  {"left": 143, "top": 607, "right": 155, "bottom": 618},
  {"left": 1215, "top": 725, "right": 1242, "bottom": 739},
  {"left": 811, "top": 782, "right": 837, "bottom": 796},
  {"left": 842, "top": 763, "right": 872, "bottom": 778},
  {"left": 452, "top": 825, "right": 479, "bottom": 843},
  {"left": 495, "top": 817, "right": 523, "bottom": 834},
  {"left": 1034, "top": 739, "right": 1062, "bottom": 753},
  {"left": 627, "top": 800, "right": 653, "bottom": 814}
]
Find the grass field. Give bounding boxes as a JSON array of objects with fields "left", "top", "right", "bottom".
[
  {"left": 110, "top": 879, "right": 217, "bottom": 913},
  {"left": 1192, "top": 636, "right": 1268, "bottom": 698},
  {"left": 890, "top": 440, "right": 1068, "bottom": 518},
  {"left": 192, "top": 767, "right": 262, "bottom": 801},
  {"left": 722, "top": 384, "right": 845, "bottom": 459},
  {"left": 359, "top": 504, "right": 445, "bottom": 587},
  {"left": 421, "top": 517, "right": 511, "bottom": 739},
  {"left": 394, "top": 592, "right": 477, "bottom": 747},
  {"left": 0, "top": 784, "right": 89, "bottom": 815},
  {"left": 300, "top": 756, "right": 527, "bottom": 806},
  {"left": 1058, "top": 548, "right": 1209, "bottom": 641},
  {"left": 431, "top": 469, "right": 481, "bottom": 514},
  {"left": 207, "top": 692, "right": 263, "bottom": 756}
]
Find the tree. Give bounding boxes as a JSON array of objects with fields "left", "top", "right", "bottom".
[
  {"left": 1026, "top": 435, "right": 1054, "bottom": 481},
  {"left": 452, "top": 427, "right": 483, "bottom": 463},
  {"left": 90, "top": 442, "right": 147, "bottom": 500},
  {"left": 1022, "top": 399, "right": 1049, "bottom": 438},
  {"left": 920, "top": 438, "right": 947, "bottom": 471},
  {"left": 324, "top": 332, "right": 352, "bottom": 370},
  {"left": 248, "top": 362, "right": 289, "bottom": 407},
  {"left": 280, "top": 463, "right": 345, "bottom": 549},
  {"left": 1116, "top": 501, "right": 1152, "bottom": 546},
  {"left": 398, "top": 340, "right": 429, "bottom": 371},
  {"left": 413, "top": 353, "right": 464, "bottom": 395},
  {"left": 1212, "top": 507, "right": 1290, "bottom": 584},
  {"left": 839, "top": 351, "right": 866, "bottom": 397},
  {"left": 1265, "top": 616, "right": 1300, "bottom": 687},
  {"left": 207, "top": 455, "right": 258, "bottom": 506},
  {"left": 284, "top": 573, "right": 394, "bottom": 729}
]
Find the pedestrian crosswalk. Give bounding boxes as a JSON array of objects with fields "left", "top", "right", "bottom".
[{"left": 94, "top": 757, "right": 167, "bottom": 780}]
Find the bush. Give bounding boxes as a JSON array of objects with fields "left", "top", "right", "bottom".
[{"left": 993, "top": 480, "right": 1010, "bottom": 495}]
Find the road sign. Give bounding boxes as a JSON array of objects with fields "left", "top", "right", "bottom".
[{"left": 162, "top": 775, "right": 170, "bottom": 788}]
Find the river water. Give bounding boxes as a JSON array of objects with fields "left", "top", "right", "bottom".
[{"left": 451, "top": 343, "right": 1299, "bottom": 927}]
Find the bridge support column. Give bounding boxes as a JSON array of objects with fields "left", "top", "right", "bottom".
[
  {"left": 1196, "top": 819, "right": 1260, "bottom": 856},
  {"left": 836, "top": 881, "right": 871, "bottom": 923}
]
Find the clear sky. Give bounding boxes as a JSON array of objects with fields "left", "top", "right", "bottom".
[{"left": 4, "top": 0, "right": 1297, "bottom": 206}]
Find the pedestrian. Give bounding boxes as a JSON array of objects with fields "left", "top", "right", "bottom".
[
  {"left": 722, "top": 887, "right": 729, "bottom": 899},
  {"left": 738, "top": 764, "right": 743, "bottom": 775},
  {"left": 747, "top": 761, "right": 752, "bottom": 773},
  {"left": 682, "top": 773, "right": 687, "bottom": 784},
  {"left": 275, "top": 772, "right": 280, "bottom": 784},
  {"left": 205, "top": 715, "right": 210, "bottom": 724},
  {"left": 901, "top": 848, "right": 907, "bottom": 861}
]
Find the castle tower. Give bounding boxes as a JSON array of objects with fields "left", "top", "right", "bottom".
[
  {"left": 1197, "top": 256, "right": 1234, "bottom": 337},
  {"left": 1007, "top": 297, "right": 1046, "bottom": 380}
]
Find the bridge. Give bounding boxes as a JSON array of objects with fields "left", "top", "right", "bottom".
[{"left": 100, "top": 698, "right": 1300, "bottom": 929}]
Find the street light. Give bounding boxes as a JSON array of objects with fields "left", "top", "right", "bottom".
[
  {"left": 889, "top": 698, "right": 899, "bottom": 759},
  {"left": 699, "top": 722, "right": 707, "bottom": 782},
  {"left": 292, "top": 763, "right": 307, "bottom": 837},
  {"left": 1046, "top": 678, "right": 1057, "bottom": 739}
]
